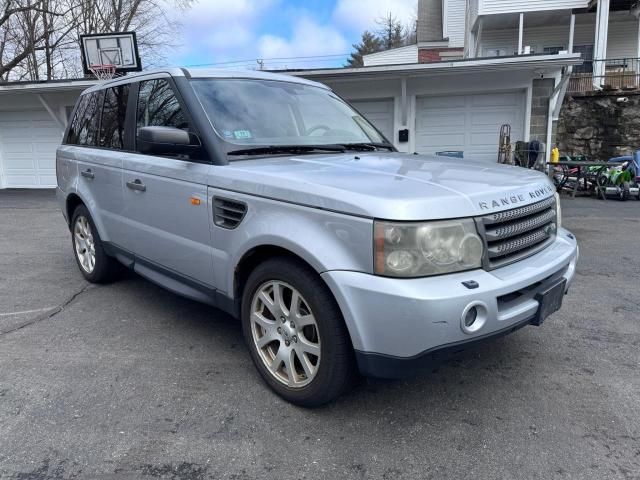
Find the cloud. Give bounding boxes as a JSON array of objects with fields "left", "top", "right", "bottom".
[
  {"left": 333, "top": 0, "right": 417, "bottom": 33},
  {"left": 257, "top": 17, "right": 349, "bottom": 68},
  {"left": 170, "top": 0, "right": 277, "bottom": 64}
]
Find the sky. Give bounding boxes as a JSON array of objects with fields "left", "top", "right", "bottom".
[{"left": 166, "top": 0, "right": 417, "bottom": 70}]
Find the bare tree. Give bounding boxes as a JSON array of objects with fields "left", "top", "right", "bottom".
[
  {"left": 0, "top": 0, "right": 56, "bottom": 80},
  {"left": 1, "top": 0, "right": 192, "bottom": 81}
]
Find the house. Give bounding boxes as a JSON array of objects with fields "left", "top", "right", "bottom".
[
  {"left": 3, "top": 0, "right": 625, "bottom": 188},
  {"left": 365, "top": 0, "right": 639, "bottom": 84},
  {"left": 327, "top": 0, "right": 640, "bottom": 162}
]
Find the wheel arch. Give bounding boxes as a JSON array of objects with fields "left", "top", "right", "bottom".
[
  {"left": 63, "top": 191, "right": 109, "bottom": 243},
  {"left": 233, "top": 244, "right": 321, "bottom": 307},
  {"left": 65, "top": 193, "right": 85, "bottom": 228}
]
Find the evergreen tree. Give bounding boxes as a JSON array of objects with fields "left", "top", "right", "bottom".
[{"left": 345, "top": 30, "right": 383, "bottom": 67}]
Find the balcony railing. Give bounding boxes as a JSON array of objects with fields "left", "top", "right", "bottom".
[{"left": 568, "top": 58, "right": 640, "bottom": 93}]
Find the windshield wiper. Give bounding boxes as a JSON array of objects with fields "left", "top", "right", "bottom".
[
  {"left": 228, "top": 145, "right": 346, "bottom": 156},
  {"left": 338, "top": 142, "right": 395, "bottom": 152}
]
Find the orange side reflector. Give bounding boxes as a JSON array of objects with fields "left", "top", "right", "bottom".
[{"left": 190, "top": 197, "right": 201, "bottom": 206}]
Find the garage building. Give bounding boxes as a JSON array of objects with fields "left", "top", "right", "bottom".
[{"left": 0, "top": 54, "right": 580, "bottom": 189}]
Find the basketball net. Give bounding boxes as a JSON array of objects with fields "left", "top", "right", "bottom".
[{"left": 89, "top": 64, "right": 117, "bottom": 80}]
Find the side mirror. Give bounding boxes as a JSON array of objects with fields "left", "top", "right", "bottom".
[{"left": 137, "top": 126, "right": 201, "bottom": 156}]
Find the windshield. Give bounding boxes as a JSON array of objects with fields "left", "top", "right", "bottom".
[{"left": 191, "top": 78, "right": 388, "bottom": 152}]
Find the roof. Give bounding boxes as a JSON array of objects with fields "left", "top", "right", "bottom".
[
  {"left": 0, "top": 78, "right": 96, "bottom": 94},
  {"left": 0, "top": 54, "right": 583, "bottom": 95},
  {"left": 286, "top": 53, "right": 584, "bottom": 80}
]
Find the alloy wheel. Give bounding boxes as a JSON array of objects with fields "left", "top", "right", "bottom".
[
  {"left": 250, "top": 280, "right": 321, "bottom": 388},
  {"left": 74, "top": 215, "right": 96, "bottom": 273}
]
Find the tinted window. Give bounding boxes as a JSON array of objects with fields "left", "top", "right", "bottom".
[
  {"left": 137, "top": 79, "right": 189, "bottom": 130},
  {"left": 100, "top": 85, "right": 129, "bottom": 149},
  {"left": 67, "top": 91, "right": 103, "bottom": 146},
  {"left": 67, "top": 95, "right": 90, "bottom": 144}
]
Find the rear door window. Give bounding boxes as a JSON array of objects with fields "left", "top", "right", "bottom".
[
  {"left": 67, "top": 91, "right": 104, "bottom": 146},
  {"left": 99, "top": 85, "right": 130, "bottom": 149}
]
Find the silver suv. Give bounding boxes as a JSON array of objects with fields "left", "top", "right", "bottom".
[{"left": 56, "top": 68, "right": 578, "bottom": 406}]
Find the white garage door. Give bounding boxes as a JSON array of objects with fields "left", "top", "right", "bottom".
[
  {"left": 350, "top": 99, "right": 394, "bottom": 143},
  {"left": 415, "top": 92, "right": 525, "bottom": 162},
  {"left": 0, "top": 110, "right": 63, "bottom": 188}
]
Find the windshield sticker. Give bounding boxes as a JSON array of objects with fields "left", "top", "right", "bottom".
[{"left": 233, "top": 130, "right": 252, "bottom": 139}]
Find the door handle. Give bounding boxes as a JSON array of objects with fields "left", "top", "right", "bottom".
[
  {"left": 126, "top": 179, "right": 146, "bottom": 192},
  {"left": 81, "top": 169, "right": 95, "bottom": 179}
]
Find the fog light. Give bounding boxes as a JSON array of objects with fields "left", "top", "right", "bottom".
[
  {"left": 464, "top": 307, "right": 478, "bottom": 327},
  {"left": 460, "top": 302, "right": 488, "bottom": 334}
]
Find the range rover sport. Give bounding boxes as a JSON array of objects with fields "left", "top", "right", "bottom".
[{"left": 56, "top": 68, "right": 578, "bottom": 406}]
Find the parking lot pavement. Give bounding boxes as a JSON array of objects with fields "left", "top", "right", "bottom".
[{"left": 0, "top": 190, "right": 639, "bottom": 480}]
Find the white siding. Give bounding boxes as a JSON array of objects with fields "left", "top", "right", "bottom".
[
  {"left": 447, "top": 0, "right": 467, "bottom": 48},
  {"left": 479, "top": 0, "right": 589, "bottom": 16},
  {"left": 480, "top": 17, "right": 638, "bottom": 59},
  {"left": 363, "top": 45, "right": 418, "bottom": 66}
]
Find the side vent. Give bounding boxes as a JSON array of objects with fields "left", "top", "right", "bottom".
[{"left": 214, "top": 196, "right": 247, "bottom": 229}]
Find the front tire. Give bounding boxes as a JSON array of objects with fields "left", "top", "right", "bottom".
[
  {"left": 71, "top": 205, "right": 119, "bottom": 283},
  {"left": 241, "top": 257, "right": 356, "bottom": 407}
]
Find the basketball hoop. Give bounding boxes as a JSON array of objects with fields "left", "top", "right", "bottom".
[{"left": 89, "top": 64, "right": 117, "bottom": 80}]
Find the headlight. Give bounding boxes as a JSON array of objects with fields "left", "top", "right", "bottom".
[
  {"left": 554, "top": 192, "right": 562, "bottom": 230},
  {"left": 374, "top": 219, "right": 484, "bottom": 277}
]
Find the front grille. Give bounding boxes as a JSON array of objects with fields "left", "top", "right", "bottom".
[{"left": 477, "top": 196, "right": 557, "bottom": 270}]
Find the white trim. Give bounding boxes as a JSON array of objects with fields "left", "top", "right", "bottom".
[
  {"left": 475, "top": 17, "right": 484, "bottom": 57},
  {"left": 524, "top": 83, "right": 532, "bottom": 142},
  {"left": 417, "top": 41, "right": 450, "bottom": 48},
  {"left": 291, "top": 54, "right": 583, "bottom": 80},
  {"left": 401, "top": 77, "right": 408, "bottom": 125},
  {"left": 568, "top": 14, "right": 575, "bottom": 53},
  {"left": 0, "top": 80, "right": 96, "bottom": 94},
  {"left": 443, "top": 0, "right": 449, "bottom": 38}
]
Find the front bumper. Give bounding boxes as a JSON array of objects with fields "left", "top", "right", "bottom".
[{"left": 321, "top": 228, "right": 578, "bottom": 378}]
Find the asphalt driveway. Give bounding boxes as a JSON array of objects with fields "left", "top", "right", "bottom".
[{"left": 0, "top": 190, "right": 639, "bottom": 480}]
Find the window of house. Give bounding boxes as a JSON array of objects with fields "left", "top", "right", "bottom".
[
  {"left": 67, "top": 91, "right": 104, "bottom": 146},
  {"left": 485, "top": 48, "right": 508, "bottom": 57},
  {"left": 136, "top": 79, "right": 189, "bottom": 131},
  {"left": 543, "top": 46, "right": 565, "bottom": 55},
  {"left": 574, "top": 45, "right": 594, "bottom": 73},
  {"left": 99, "top": 85, "right": 129, "bottom": 149}
]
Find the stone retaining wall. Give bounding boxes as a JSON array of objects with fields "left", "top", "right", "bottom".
[{"left": 557, "top": 91, "right": 640, "bottom": 160}]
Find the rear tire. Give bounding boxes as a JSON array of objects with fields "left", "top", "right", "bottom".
[
  {"left": 241, "top": 257, "right": 356, "bottom": 407},
  {"left": 71, "top": 205, "right": 119, "bottom": 283}
]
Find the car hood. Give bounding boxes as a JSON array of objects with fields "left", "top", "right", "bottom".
[{"left": 212, "top": 152, "right": 556, "bottom": 220}]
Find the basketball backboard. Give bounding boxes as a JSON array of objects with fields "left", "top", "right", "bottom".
[{"left": 80, "top": 32, "right": 142, "bottom": 76}]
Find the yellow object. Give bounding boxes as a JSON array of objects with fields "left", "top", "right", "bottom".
[{"left": 551, "top": 146, "right": 560, "bottom": 164}]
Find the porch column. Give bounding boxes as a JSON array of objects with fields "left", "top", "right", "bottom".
[
  {"left": 568, "top": 13, "right": 575, "bottom": 53},
  {"left": 518, "top": 13, "right": 524, "bottom": 55},
  {"left": 593, "top": 0, "right": 610, "bottom": 89}
]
